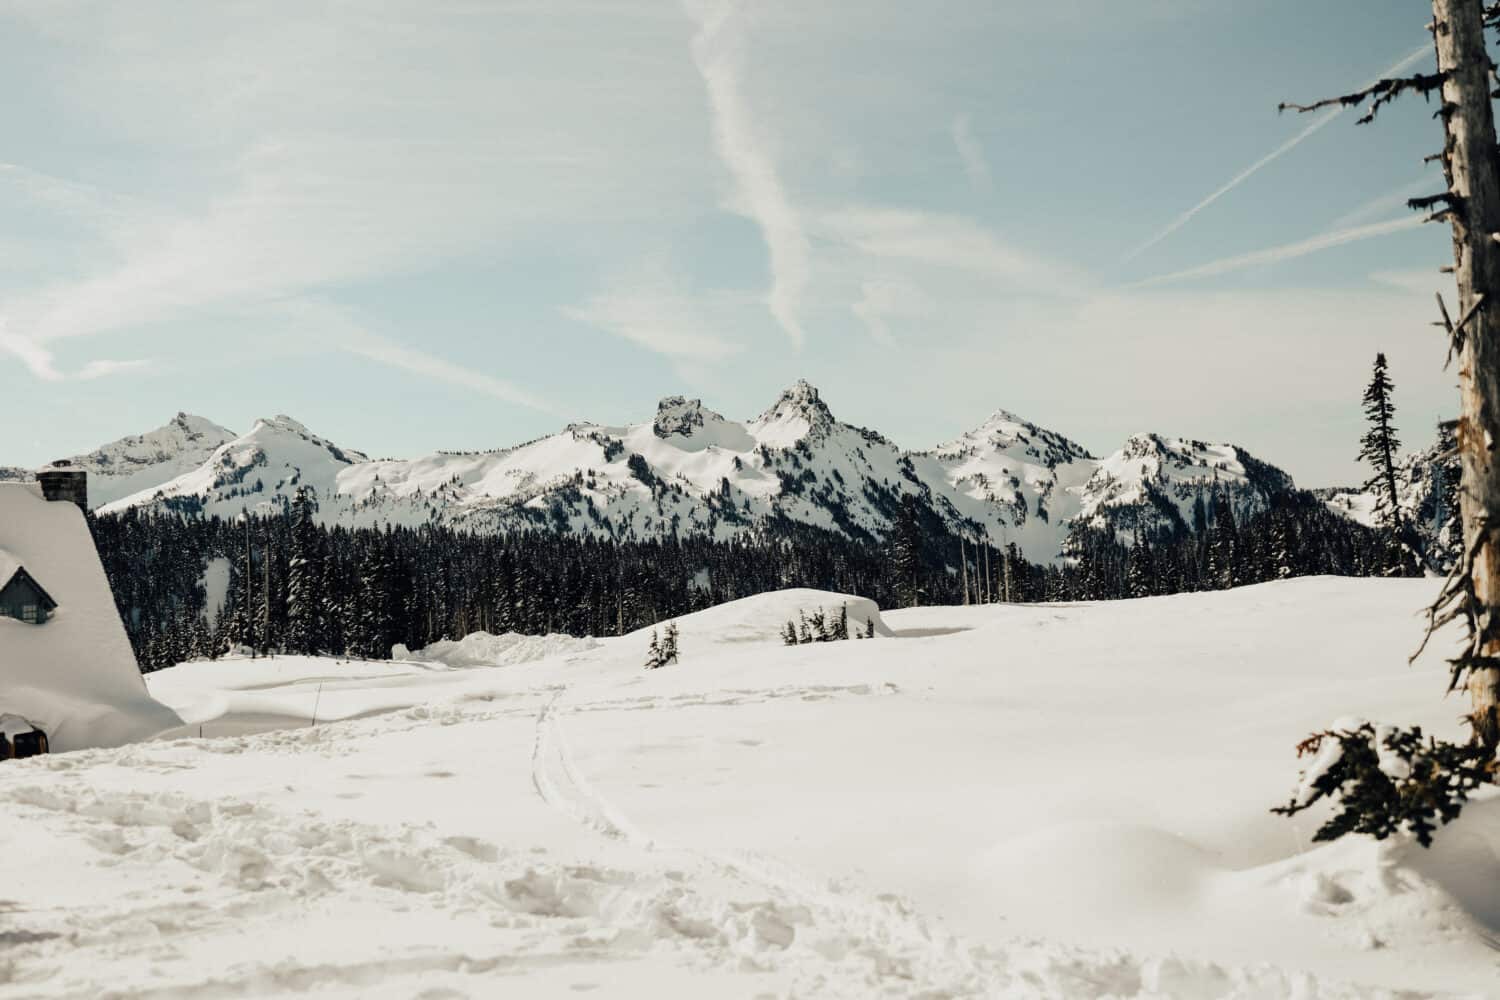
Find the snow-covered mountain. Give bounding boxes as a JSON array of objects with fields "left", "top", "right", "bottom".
[
  {"left": 103, "top": 415, "right": 369, "bottom": 518},
  {"left": 1, "top": 413, "right": 236, "bottom": 508},
  {"left": 1076, "top": 433, "right": 1296, "bottom": 538},
  {"left": 1321, "top": 427, "right": 1461, "bottom": 568},
  {"left": 78, "top": 382, "right": 1308, "bottom": 563}
]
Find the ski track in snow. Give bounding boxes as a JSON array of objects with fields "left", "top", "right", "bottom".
[
  {"left": 525, "top": 686, "right": 1424, "bottom": 999},
  {"left": 0, "top": 681, "right": 1464, "bottom": 999}
]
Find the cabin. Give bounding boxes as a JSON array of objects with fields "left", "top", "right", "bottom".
[{"left": 0, "top": 464, "right": 183, "bottom": 753}]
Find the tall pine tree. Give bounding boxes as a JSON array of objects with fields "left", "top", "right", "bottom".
[{"left": 1359, "top": 353, "right": 1404, "bottom": 532}]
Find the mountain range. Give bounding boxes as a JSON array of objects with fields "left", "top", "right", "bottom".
[{"left": 6, "top": 381, "right": 1397, "bottom": 564}]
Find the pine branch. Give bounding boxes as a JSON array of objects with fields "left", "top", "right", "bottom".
[{"left": 1280, "top": 72, "right": 1447, "bottom": 125}]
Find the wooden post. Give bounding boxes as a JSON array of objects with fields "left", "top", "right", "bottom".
[{"left": 1433, "top": 0, "right": 1500, "bottom": 749}]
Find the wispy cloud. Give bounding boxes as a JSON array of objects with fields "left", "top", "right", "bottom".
[
  {"left": 0, "top": 323, "right": 150, "bottom": 382},
  {"left": 951, "top": 113, "right": 992, "bottom": 194},
  {"left": 850, "top": 278, "right": 931, "bottom": 347},
  {"left": 1326, "top": 175, "right": 1440, "bottom": 232},
  {"left": 0, "top": 1, "right": 707, "bottom": 407},
  {"left": 1368, "top": 267, "right": 1449, "bottom": 296},
  {"left": 820, "top": 206, "right": 1085, "bottom": 298},
  {"left": 1135, "top": 216, "right": 1426, "bottom": 286},
  {"left": 1122, "top": 44, "right": 1431, "bottom": 263},
  {"left": 563, "top": 257, "right": 746, "bottom": 367},
  {"left": 342, "top": 334, "right": 562, "bottom": 415},
  {"left": 273, "top": 300, "right": 564, "bottom": 416},
  {"left": 686, "top": 0, "right": 809, "bottom": 348}
]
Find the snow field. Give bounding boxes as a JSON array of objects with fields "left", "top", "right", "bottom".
[{"left": 0, "top": 580, "right": 1496, "bottom": 997}]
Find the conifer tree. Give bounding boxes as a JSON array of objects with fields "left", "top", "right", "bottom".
[
  {"left": 891, "top": 494, "right": 924, "bottom": 607},
  {"left": 1359, "top": 353, "right": 1405, "bottom": 532},
  {"left": 1127, "top": 532, "right": 1152, "bottom": 598},
  {"left": 285, "top": 487, "right": 323, "bottom": 655},
  {"left": 663, "top": 621, "right": 680, "bottom": 665}
]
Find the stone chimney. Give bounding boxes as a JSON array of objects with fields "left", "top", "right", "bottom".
[{"left": 37, "top": 461, "right": 88, "bottom": 514}]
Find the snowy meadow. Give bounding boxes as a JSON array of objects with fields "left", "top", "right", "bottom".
[{"left": 1, "top": 578, "right": 1495, "bottom": 998}]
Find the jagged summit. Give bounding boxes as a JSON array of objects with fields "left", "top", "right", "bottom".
[
  {"left": 933, "top": 408, "right": 1095, "bottom": 468},
  {"left": 654, "top": 397, "right": 711, "bottom": 438},
  {"left": 751, "top": 379, "right": 837, "bottom": 447}
]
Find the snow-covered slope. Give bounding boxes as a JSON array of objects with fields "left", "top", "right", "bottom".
[
  {"left": 0, "top": 579, "right": 1494, "bottom": 996},
  {"left": 0, "top": 413, "right": 236, "bottom": 509},
  {"left": 90, "top": 383, "right": 1307, "bottom": 563},
  {"left": 1077, "top": 432, "right": 1297, "bottom": 538}
]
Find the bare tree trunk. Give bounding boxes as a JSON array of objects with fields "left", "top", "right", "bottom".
[
  {"left": 960, "top": 537, "right": 970, "bottom": 606},
  {"left": 1433, "top": 0, "right": 1500, "bottom": 749},
  {"left": 983, "top": 542, "right": 992, "bottom": 604}
]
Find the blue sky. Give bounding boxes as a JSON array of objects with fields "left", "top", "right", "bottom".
[{"left": 0, "top": 0, "right": 1461, "bottom": 486}]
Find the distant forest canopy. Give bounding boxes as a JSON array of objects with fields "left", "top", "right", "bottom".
[{"left": 92, "top": 483, "right": 1414, "bottom": 673}]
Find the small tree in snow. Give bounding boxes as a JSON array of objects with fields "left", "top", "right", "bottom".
[
  {"left": 645, "top": 622, "right": 679, "bottom": 669},
  {"left": 663, "top": 621, "right": 680, "bottom": 665}
]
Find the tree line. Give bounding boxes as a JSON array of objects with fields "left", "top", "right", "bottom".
[{"left": 93, "top": 478, "right": 1403, "bottom": 672}]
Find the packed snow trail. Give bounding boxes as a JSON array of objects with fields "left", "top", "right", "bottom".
[{"left": 532, "top": 690, "right": 657, "bottom": 847}]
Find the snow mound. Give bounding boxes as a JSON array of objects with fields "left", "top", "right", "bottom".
[
  {"left": 627, "top": 588, "right": 892, "bottom": 647},
  {"left": 401, "top": 631, "right": 601, "bottom": 668}
]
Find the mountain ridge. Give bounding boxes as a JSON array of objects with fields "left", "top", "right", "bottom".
[{"left": 21, "top": 383, "right": 1326, "bottom": 564}]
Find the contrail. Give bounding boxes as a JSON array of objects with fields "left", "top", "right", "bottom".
[
  {"left": 1134, "top": 215, "right": 1426, "bottom": 287},
  {"left": 1122, "top": 43, "right": 1431, "bottom": 264}
]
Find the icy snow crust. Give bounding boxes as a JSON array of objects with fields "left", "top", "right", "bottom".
[
  {"left": 98, "top": 384, "right": 1298, "bottom": 565},
  {"left": 1, "top": 578, "right": 1497, "bottom": 997},
  {"left": 0, "top": 485, "right": 181, "bottom": 750}
]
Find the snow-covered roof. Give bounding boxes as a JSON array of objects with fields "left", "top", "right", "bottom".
[
  {"left": 0, "top": 546, "right": 21, "bottom": 591},
  {"left": 0, "top": 482, "right": 181, "bottom": 750}
]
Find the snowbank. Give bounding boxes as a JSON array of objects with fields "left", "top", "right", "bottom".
[
  {"left": 398, "top": 631, "right": 600, "bottom": 668},
  {"left": 625, "top": 588, "right": 891, "bottom": 648}
]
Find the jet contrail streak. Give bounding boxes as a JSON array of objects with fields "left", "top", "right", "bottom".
[
  {"left": 1134, "top": 215, "right": 1426, "bottom": 287},
  {"left": 1122, "top": 44, "right": 1431, "bottom": 264}
]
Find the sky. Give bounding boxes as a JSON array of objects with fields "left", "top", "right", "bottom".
[{"left": 0, "top": 0, "right": 1465, "bottom": 487}]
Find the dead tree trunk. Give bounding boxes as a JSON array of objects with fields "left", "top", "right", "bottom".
[
  {"left": 1285, "top": 0, "right": 1500, "bottom": 749},
  {"left": 1432, "top": 0, "right": 1500, "bottom": 750}
]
